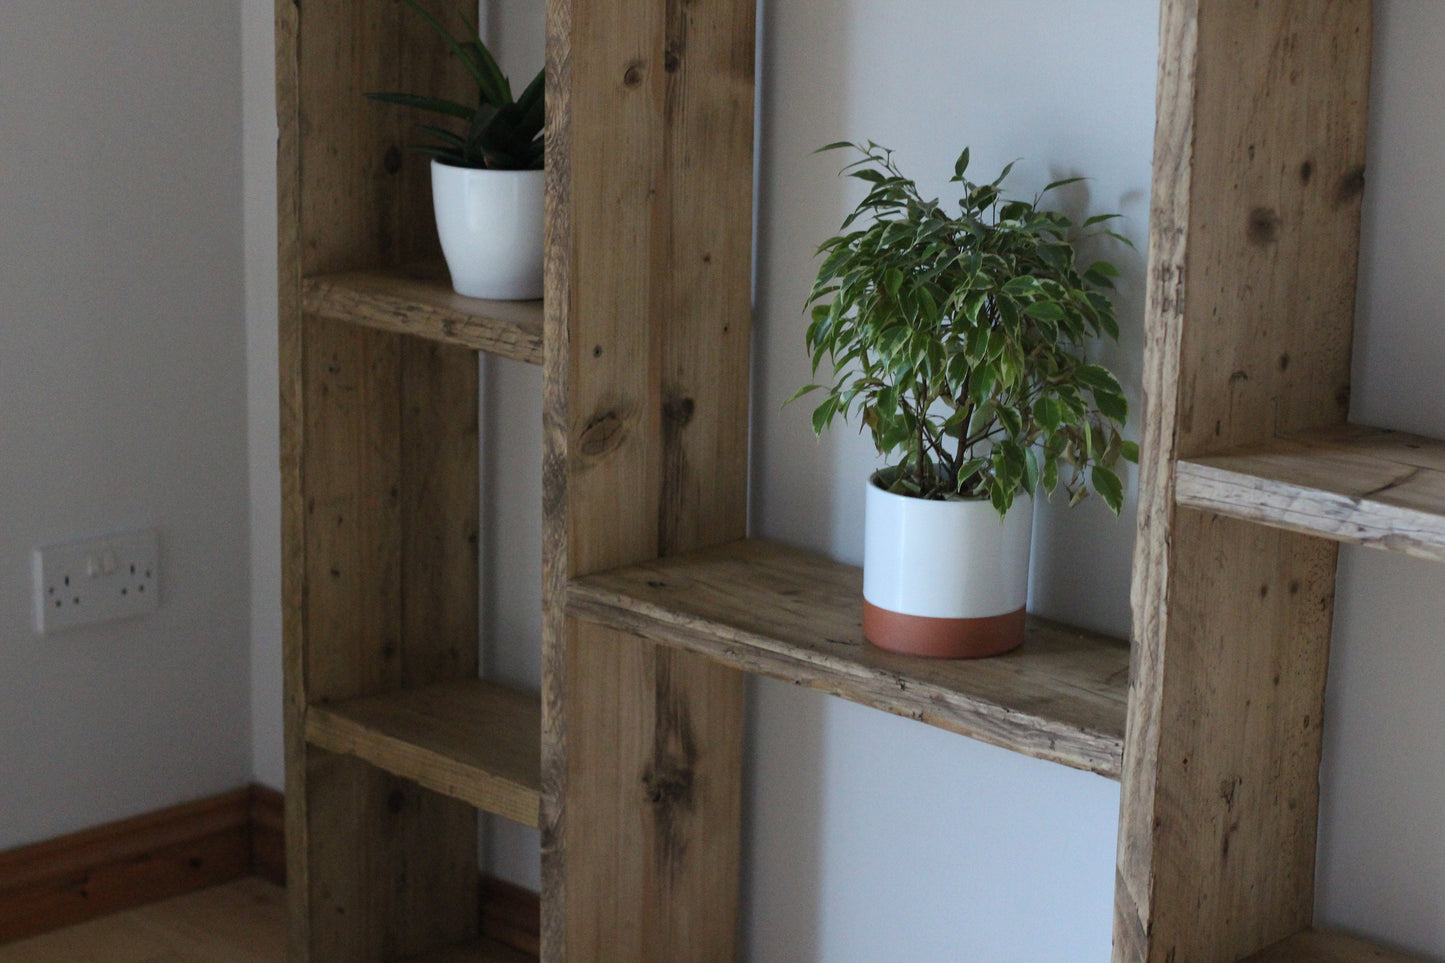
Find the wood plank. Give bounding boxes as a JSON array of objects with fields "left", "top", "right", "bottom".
[
  {"left": 569, "top": 539, "right": 1130, "bottom": 778},
  {"left": 296, "top": 0, "right": 470, "bottom": 275},
  {"left": 540, "top": 0, "right": 756, "bottom": 956},
  {"left": 399, "top": 334, "right": 482, "bottom": 689},
  {"left": 0, "top": 791, "right": 251, "bottom": 944},
  {"left": 274, "top": 0, "right": 309, "bottom": 956},
  {"left": 304, "top": 267, "right": 544, "bottom": 364},
  {"left": 1118, "top": 3, "right": 1373, "bottom": 961},
  {"left": 1243, "top": 929, "right": 1427, "bottom": 963},
  {"left": 559, "top": 624, "right": 743, "bottom": 962},
  {"left": 304, "top": 750, "right": 478, "bottom": 960},
  {"left": 1177, "top": 424, "right": 1445, "bottom": 562},
  {"left": 305, "top": 679, "right": 542, "bottom": 828}
]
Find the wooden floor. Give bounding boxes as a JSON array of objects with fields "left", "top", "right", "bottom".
[{"left": 0, "top": 878, "right": 284, "bottom": 963}]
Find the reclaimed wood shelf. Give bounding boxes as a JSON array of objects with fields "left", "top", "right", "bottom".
[
  {"left": 1175, "top": 425, "right": 1445, "bottom": 562},
  {"left": 399, "top": 935, "right": 537, "bottom": 963},
  {"left": 567, "top": 538, "right": 1130, "bottom": 779},
  {"left": 305, "top": 678, "right": 542, "bottom": 829},
  {"left": 1242, "top": 929, "right": 1426, "bottom": 962},
  {"left": 303, "top": 266, "right": 544, "bottom": 364},
  {"left": 280, "top": 1, "right": 1419, "bottom": 960}
]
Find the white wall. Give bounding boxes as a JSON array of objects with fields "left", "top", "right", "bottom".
[
  {"left": 232, "top": 0, "right": 1445, "bottom": 959},
  {"left": 242, "top": 0, "right": 285, "bottom": 792},
  {"left": 0, "top": 1, "right": 251, "bottom": 848}
]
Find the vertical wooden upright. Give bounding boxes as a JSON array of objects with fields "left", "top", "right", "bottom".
[
  {"left": 1117, "top": 2, "right": 1373, "bottom": 961},
  {"left": 540, "top": 0, "right": 757, "bottom": 957},
  {"left": 278, "top": 1, "right": 485, "bottom": 959}
]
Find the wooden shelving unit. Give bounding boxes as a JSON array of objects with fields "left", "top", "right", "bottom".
[{"left": 276, "top": 0, "right": 1430, "bottom": 960}]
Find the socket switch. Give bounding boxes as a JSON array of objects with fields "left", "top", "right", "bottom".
[{"left": 32, "top": 529, "right": 160, "bottom": 633}]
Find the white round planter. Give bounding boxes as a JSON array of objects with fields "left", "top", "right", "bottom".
[
  {"left": 862, "top": 473, "right": 1033, "bottom": 658},
  {"left": 431, "top": 160, "right": 544, "bottom": 301}
]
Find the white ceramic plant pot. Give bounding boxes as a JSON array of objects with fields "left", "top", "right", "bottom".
[
  {"left": 431, "top": 160, "right": 544, "bottom": 300},
  {"left": 862, "top": 472, "right": 1033, "bottom": 658}
]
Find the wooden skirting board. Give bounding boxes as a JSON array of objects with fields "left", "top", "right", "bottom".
[{"left": 0, "top": 785, "right": 539, "bottom": 956}]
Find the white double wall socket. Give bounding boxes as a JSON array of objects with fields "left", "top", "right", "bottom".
[{"left": 32, "top": 528, "right": 160, "bottom": 634}]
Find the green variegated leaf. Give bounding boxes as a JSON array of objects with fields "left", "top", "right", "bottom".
[{"left": 1092, "top": 466, "right": 1124, "bottom": 513}]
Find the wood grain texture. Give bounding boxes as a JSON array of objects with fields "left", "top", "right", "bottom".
[
  {"left": 1118, "top": 3, "right": 1373, "bottom": 961},
  {"left": 304, "top": 267, "right": 544, "bottom": 364},
  {"left": 303, "top": 750, "right": 478, "bottom": 962},
  {"left": 570, "top": 539, "right": 1130, "bottom": 778},
  {"left": 0, "top": 790, "right": 250, "bottom": 945},
  {"left": 1177, "top": 424, "right": 1445, "bottom": 561},
  {"left": 540, "top": 0, "right": 756, "bottom": 956},
  {"left": 296, "top": 0, "right": 470, "bottom": 275},
  {"left": 399, "top": 335, "right": 482, "bottom": 690},
  {"left": 1243, "top": 930, "right": 1428, "bottom": 963},
  {"left": 559, "top": 624, "right": 743, "bottom": 963},
  {"left": 305, "top": 679, "right": 542, "bottom": 828}
]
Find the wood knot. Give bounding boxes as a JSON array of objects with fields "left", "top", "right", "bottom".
[
  {"left": 1336, "top": 165, "right": 1367, "bottom": 206},
  {"left": 623, "top": 60, "right": 645, "bottom": 87},
  {"left": 578, "top": 411, "right": 624, "bottom": 456},
  {"left": 664, "top": 41, "right": 683, "bottom": 73},
  {"left": 663, "top": 396, "right": 695, "bottom": 427},
  {"left": 1247, "top": 206, "right": 1280, "bottom": 245},
  {"left": 383, "top": 145, "right": 403, "bottom": 175},
  {"left": 386, "top": 789, "right": 406, "bottom": 814},
  {"left": 642, "top": 763, "right": 694, "bottom": 809},
  {"left": 1298, "top": 159, "right": 1314, "bottom": 184}
]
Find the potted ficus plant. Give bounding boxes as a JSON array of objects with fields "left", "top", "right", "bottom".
[
  {"left": 795, "top": 142, "right": 1137, "bottom": 659},
  {"left": 367, "top": 0, "right": 544, "bottom": 300}
]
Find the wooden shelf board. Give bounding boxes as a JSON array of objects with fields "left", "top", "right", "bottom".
[
  {"left": 1176, "top": 424, "right": 1445, "bottom": 562},
  {"left": 1241, "top": 929, "right": 1426, "bottom": 962},
  {"left": 302, "top": 265, "right": 544, "bottom": 364},
  {"left": 567, "top": 539, "right": 1130, "bottom": 779},
  {"left": 398, "top": 935, "right": 536, "bottom": 962},
  {"left": 305, "top": 678, "right": 541, "bottom": 828}
]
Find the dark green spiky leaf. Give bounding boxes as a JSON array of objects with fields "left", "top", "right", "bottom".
[{"left": 364, "top": 91, "right": 474, "bottom": 120}]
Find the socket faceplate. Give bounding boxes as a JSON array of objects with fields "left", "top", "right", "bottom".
[{"left": 32, "top": 529, "right": 160, "bottom": 633}]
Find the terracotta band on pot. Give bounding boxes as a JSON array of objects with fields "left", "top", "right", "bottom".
[{"left": 862, "top": 601, "right": 1026, "bottom": 659}]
